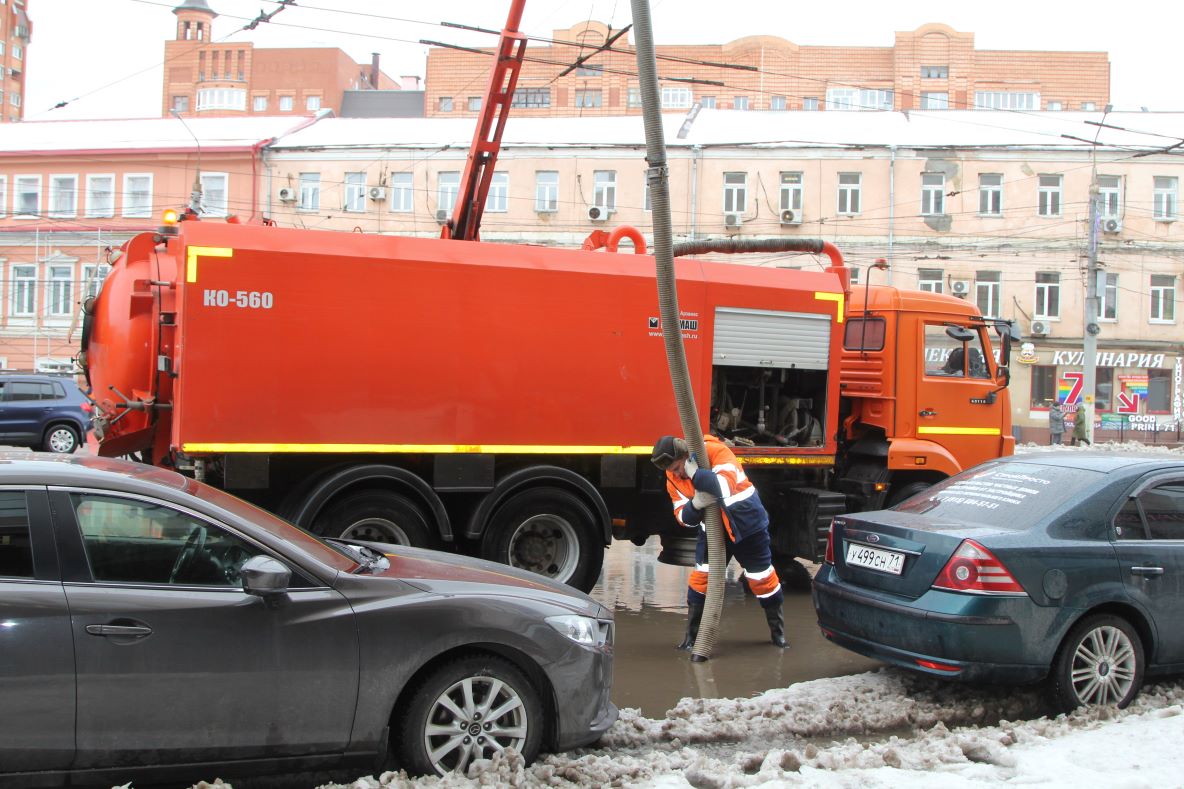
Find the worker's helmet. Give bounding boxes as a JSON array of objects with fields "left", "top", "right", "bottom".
[{"left": 651, "top": 435, "right": 688, "bottom": 470}]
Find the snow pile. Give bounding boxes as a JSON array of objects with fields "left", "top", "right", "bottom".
[
  {"left": 313, "top": 671, "right": 1184, "bottom": 789},
  {"left": 1015, "top": 440, "right": 1184, "bottom": 455}
]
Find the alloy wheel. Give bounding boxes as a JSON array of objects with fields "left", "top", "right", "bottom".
[
  {"left": 1069, "top": 624, "right": 1137, "bottom": 706},
  {"left": 422, "top": 675, "right": 529, "bottom": 775}
]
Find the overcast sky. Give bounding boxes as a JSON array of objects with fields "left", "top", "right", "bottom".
[{"left": 23, "top": 0, "right": 1184, "bottom": 121}]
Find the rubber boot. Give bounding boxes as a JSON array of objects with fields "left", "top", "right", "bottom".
[
  {"left": 677, "top": 600, "right": 705, "bottom": 650},
  {"left": 764, "top": 605, "right": 787, "bottom": 648}
]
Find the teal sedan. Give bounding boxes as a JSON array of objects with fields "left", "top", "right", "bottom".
[{"left": 813, "top": 452, "right": 1184, "bottom": 711}]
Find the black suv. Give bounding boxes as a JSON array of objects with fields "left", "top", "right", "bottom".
[{"left": 0, "top": 373, "right": 92, "bottom": 453}]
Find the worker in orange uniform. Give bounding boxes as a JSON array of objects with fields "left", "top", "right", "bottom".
[{"left": 651, "top": 435, "right": 786, "bottom": 649}]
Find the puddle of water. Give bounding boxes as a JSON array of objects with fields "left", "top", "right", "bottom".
[{"left": 591, "top": 539, "right": 882, "bottom": 718}]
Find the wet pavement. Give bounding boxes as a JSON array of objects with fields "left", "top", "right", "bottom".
[{"left": 590, "top": 539, "right": 881, "bottom": 717}]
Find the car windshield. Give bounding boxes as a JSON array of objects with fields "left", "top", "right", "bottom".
[
  {"left": 187, "top": 481, "right": 358, "bottom": 571},
  {"left": 893, "top": 461, "right": 1105, "bottom": 529}
]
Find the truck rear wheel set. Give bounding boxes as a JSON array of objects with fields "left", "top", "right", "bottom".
[{"left": 315, "top": 490, "right": 441, "bottom": 549}]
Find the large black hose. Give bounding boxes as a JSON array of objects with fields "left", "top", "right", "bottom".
[
  {"left": 673, "top": 238, "right": 826, "bottom": 257},
  {"left": 630, "top": 0, "right": 725, "bottom": 662}
]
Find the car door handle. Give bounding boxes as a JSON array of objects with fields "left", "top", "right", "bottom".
[
  {"left": 1130, "top": 566, "right": 1164, "bottom": 577},
  {"left": 919, "top": 409, "right": 938, "bottom": 417},
  {"left": 86, "top": 624, "right": 153, "bottom": 637}
]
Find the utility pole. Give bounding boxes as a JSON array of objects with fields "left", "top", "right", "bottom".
[{"left": 1082, "top": 174, "right": 1100, "bottom": 444}]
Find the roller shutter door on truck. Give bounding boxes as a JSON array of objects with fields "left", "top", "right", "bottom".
[{"left": 713, "top": 307, "right": 831, "bottom": 369}]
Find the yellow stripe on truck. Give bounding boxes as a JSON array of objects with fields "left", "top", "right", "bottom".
[
  {"left": 187, "top": 246, "right": 234, "bottom": 283},
  {"left": 182, "top": 443, "right": 657, "bottom": 454},
  {"left": 916, "top": 427, "right": 1002, "bottom": 436},
  {"left": 814, "top": 291, "right": 845, "bottom": 323}
]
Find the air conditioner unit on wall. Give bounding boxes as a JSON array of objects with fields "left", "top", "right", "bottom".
[
  {"left": 724, "top": 212, "right": 742, "bottom": 228},
  {"left": 779, "top": 208, "right": 802, "bottom": 226},
  {"left": 277, "top": 187, "right": 296, "bottom": 202},
  {"left": 1103, "top": 217, "right": 1123, "bottom": 233},
  {"left": 1030, "top": 320, "right": 1048, "bottom": 336},
  {"left": 368, "top": 186, "right": 386, "bottom": 201},
  {"left": 435, "top": 208, "right": 450, "bottom": 224},
  {"left": 587, "top": 205, "right": 608, "bottom": 222},
  {"left": 950, "top": 280, "right": 971, "bottom": 297}
]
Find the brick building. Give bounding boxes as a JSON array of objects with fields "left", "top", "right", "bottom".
[
  {"left": 1, "top": 0, "right": 31, "bottom": 123},
  {"left": 425, "top": 20, "right": 1109, "bottom": 117},
  {"left": 162, "top": 0, "right": 408, "bottom": 119}
]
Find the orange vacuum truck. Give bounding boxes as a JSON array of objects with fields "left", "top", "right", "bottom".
[{"left": 79, "top": 2, "right": 1016, "bottom": 593}]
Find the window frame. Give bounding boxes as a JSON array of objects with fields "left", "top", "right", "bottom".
[
  {"left": 485, "top": 172, "right": 509, "bottom": 213},
  {"left": 9, "top": 263, "right": 36, "bottom": 317},
  {"left": 1097, "top": 175, "right": 1122, "bottom": 219},
  {"left": 593, "top": 170, "right": 617, "bottom": 211},
  {"left": 85, "top": 174, "right": 115, "bottom": 218},
  {"left": 297, "top": 172, "right": 320, "bottom": 212},
  {"left": 48, "top": 174, "right": 78, "bottom": 219},
  {"left": 1150, "top": 274, "right": 1176, "bottom": 324},
  {"left": 975, "top": 271, "right": 1001, "bottom": 318},
  {"left": 122, "top": 174, "right": 153, "bottom": 218},
  {"left": 343, "top": 171, "right": 366, "bottom": 213},
  {"left": 1099, "top": 272, "right": 1119, "bottom": 321},
  {"left": 437, "top": 171, "right": 460, "bottom": 214},
  {"left": 1034, "top": 271, "right": 1061, "bottom": 320},
  {"left": 978, "top": 173, "right": 1003, "bottom": 216},
  {"left": 575, "top": 89, "right": 603, "bottom": 109},
  {"left": 836, "top": 172, "right": 861, "bottom": 215},
  {"left": 389, "top": 172, "right": 414, "bottom": 213},
  {"left": 534, "top": 170, "right": 559, "bottom": 213},
  {"left": 47, "top": 264, "right": 74, "bottom": 318},
  {"left": 1038, "top": 174, "right": 1062, "bottom": 217},
  {"left": 1153, "top": 176, "right": 1178, "bottom": 221},
  {"left": 199, "top": 172, "right": 228, "bottom": 217},
  {"left": 917, "top": 268, "right": 943, "bottom": 294},
  {"left": 723, "top": 172, "right": 747, "bottom": 213},
  {"left": 14, "top": 174, "right": 40, "bottom": 218},
  {"left": 920, "top": 172, "right": 945, "bottom": 216},
  {"left": 779, "top": 172, "right": 803, "bottom": 213}
]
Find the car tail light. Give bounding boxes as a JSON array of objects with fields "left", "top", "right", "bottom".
[
  {"left": 824, "top": 521, "right": 835, "bottom": 564},
  {"left": 932, "top": 539, "right": 1025, "bottom": 595},
  {"left": 916, "top": 658, "right": 962, "bottom": 673}
]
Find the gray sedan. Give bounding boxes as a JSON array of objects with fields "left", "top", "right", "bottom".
[{"left": 0, "top": 454, "right": 616, "bottom": 787}]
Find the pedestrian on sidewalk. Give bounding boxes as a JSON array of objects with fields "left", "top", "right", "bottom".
[
  {"left": 1072, "top": 403, "right": 1091, "bottom": 447},
  {"left": 1048, "top": 401, "right": 1065, "bottom": 445}
]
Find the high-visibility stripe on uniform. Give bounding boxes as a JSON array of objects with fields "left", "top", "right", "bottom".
[
  {"left": 689, "top": 567, "right": 709, "bottom": 595},
  {"left": 744, "top": 564, "right": 782, "bottom": 598}
]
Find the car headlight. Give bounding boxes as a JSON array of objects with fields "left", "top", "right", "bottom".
[{"left": 546, "top": 615, "right": 599, "bottom": 646}]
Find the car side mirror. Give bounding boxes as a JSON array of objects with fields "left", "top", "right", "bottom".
[
  {"left": 996, "top": 365, "right": 1010, "bottom": 386},
  {"left": 241, "top": 555, "right": 291, "bottom": 597}
]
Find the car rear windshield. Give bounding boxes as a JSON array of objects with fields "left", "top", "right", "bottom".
[{"left": 893, "top": 461, "right": 1104, "bottom": 529}]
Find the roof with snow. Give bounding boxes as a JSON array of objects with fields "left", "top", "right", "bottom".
[
  {"left": 0, "top": 115, "right": 320, "bottom": 155},
  {"left": 268, "top": 109, "right": 1184, "bottom": 153}
]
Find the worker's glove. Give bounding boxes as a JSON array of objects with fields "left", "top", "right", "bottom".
[
  {"left": 692, "top": 490, "right": 716, "bottom": 509},
  {"left": 683, "top": 454, "right": 700, "bottom": 478}
]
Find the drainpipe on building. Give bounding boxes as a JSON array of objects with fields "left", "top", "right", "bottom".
[{"left": 689, "top": 144, "right": 701, "bottom": 241}]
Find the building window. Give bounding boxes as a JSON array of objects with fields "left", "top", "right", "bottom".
[
  {"left": 48, "top": 266, "right": 73, "bottom": 318},
  {"left": 575, "top": 89, "right": 602, "bottom": 109},
  {"left": 1099, "top": 273, "right": 1118, "bottom": 320},
  {"left": 978, "top": 174, "right": 1003, "bottom": 216},
  {"left": 297, "top": 173, "right": 320, "bottom": 211},
  {"left": 733, "top": 96, "right": 749, "bottom": 111},
  {"left": 199, "top": 172, "right": 228, "bottom": 216},
  {"left": 306, "top": 96, "right": 322, "bottom": 112},
  {"left": 535, "top": 171, "right": 559, "bottom": 212},
  {"left": 1150, "top": 275, "right": 1176, "bottom": 323},
  {"left": 770, "top": 95, "right": 787, "bottom": 111},
  {"left": 1038, "top": 174, "right": 1062, "bottom": 217},
  {"left": 344, "top": 172, "right": 366, "bottom": 213},
  {"left": 660, "top": 86, "right": 692, "bottom": 108},
  {"left": 1097, "top": 175, "right": 1122, "bottom": 218},
  {"left": 390, "top": 172, "right": 413, "bottom": 213},
  {"left": 1034, "top": 272, "right": 1060, "bottom": 319},
  {"left": 1154, "top": 176, "right": 1178, "bottom": 221},
  {"left": 172, "top": 95, "right": 190, "bottom": 113},
  {"left": 467, "top": 96, "right": 482, "bottom": 112},
  {"left": 575, "top": 64, "right": 603, "bottom": 77},
  {"left": 700, "top": 95, "right": 716, "bottom": 109},
  {"left": 976, "top": 271, "right": 1001, "bottom": 318},
  {"left": 10, "top": 264, "right": 35, "bottom": 317},
  {"left": 1148, "top": 369, "right": 1172, "bottom": 413},
  {"left": 122, "top": 174, "right": 152, "bottom": 217},
  {"left": 826, "top": 88, "right": 893, "bottom": 111},
  {"left": 836, "top": 172, "right": 861, "bottom": 215},
  {"left": 48, "top": 175, "right": 78, "bottom": 218},
  {"left": 921, "top": 172, "right": 945, "bottom": 216},
  {"left": 82, "top": 264, "right": 112, "bottom": 301},
  {"left": 485, "top": 172, "right": 508, "bottom": 212},
  {"left": 15, "top": 175, "right": 40, "bottom": 216},
  {"left": 1095, "top": 368, "right": 1113, "bottom": 412},
  {"left": 9, "top": 91, "right": 19, "bottom": 108},
  {"left": 12, "top": 45, "right": 21, "bottom": 61},
  {"left": 921, "top": 92, "right": 948, "bottom": 109},
  {"left": 437, "top": 171, "right": 460, "bottom": 213},
  {"left": 920, "top": 65, "right": 948, "bottom": 79},
  {"left": 196, "top": 88, "right": 246, "bottom": 111},
  {"left": 780, "top": 172, "right": 803, "bottom": 214},
  {"left": 438, "top": 96, "right": 453, "bottom": 112},
  {"left": 0, "top": 175, "right": 6, "bottom": 217},
  {"left": 802, "top": 97, "right": 819, "bottom": 111},
  {"left": 917, "top": 268, "right": 943, "bottom": 294},
  {"left": 593, "top": 170, "right": 616, "bottom": 211},
  {"left": 1082, "top": 102, "right": 1096, "bottom": 111},
  {"left": 510, "top": 88, "right": 551, "bottom": 108},
  {"left": 279, "top": 95, "right": 294, "bottom": 112},
  {"left": 253, "top": 95, "right": 268, "bottom": 112},
  {"left": 1047, "top": 101, "right": 1063, "bottom": 111},
  {"left": 975, "top": 91, "right": 1039, "bottom": 110},
  {"left": 626, "top": 87, "right": 641, "bottom": 109},
  {"left": 1031, "top": 365, "right": 1056, "bottom": 408},
  {"left": 723, "top": 172, "right": 747, "bottom": 213}
]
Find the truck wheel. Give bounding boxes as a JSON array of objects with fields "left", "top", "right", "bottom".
[
  {"left": 776, "top": 556, "right": 814, "bottom": 593},
  {"left": 398, "top": 653, "right": 543, "bottom": 776},
  {"left": 886, "top": 480, "right": 932, "bottom": 508},
  {"left": 43, "top": 424, "right": 81, "bottom": 454},
  {"left": 314, "top": 490, "right": 440, "bottom": 549},
  {"left": 481, "top": 488, "right": 603, "bottom": 592}
]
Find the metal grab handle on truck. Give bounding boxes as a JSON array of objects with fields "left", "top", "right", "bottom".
[{"left": 919, "top": 409, "right": 938, "bottom": 417}]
